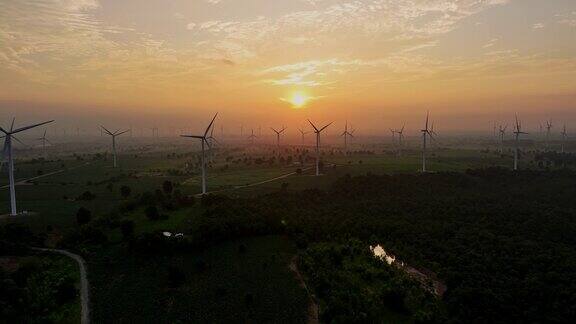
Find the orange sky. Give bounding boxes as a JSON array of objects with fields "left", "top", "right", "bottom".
[{"left": 1, "top": 0, "right": 575, "bottom": 133}]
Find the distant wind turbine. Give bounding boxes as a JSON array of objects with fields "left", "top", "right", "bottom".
[
  {"left": 498, "top": 124, "right": 508, "bottom": 154},
  {"left": 561, "top": 124, "right": 568, "bottom": 154},
  {"left": 397, "top": 125, "right": 405, "bottom": 157},
  {"left": 271, "top": 126, "right": 287, "bottom": 149},
  {"left": 37, "top": 129, "right": 53, "bottom": 156},
  {"left": 1, "top": 118, "right": 54, "bottom": 216},
  {"left": 545, "top": 120, "right": 553, "bottom": 151},
  {"left": 298, "top": 128, "right": 309, "bottom": 145},
  {"left": 341, "top": 121, "right": 354, "bottom": 152},
  {"left": 421, "top": 112, "right": 436, "bottom": 172},
  {"left": 308, "top": 119, "right": 333, "bottom": 176},
  {"left": 101, "top": 126, "right": 129, "bottom": 168},
  {"left": 513, "top": 115, "right": 528, "bottom": 171},
  {"left": 181, "top": 113, "right": 218, "bottom": 195},
  {"left": 248, "top": 129, "right": 257, "bottom": 145}
]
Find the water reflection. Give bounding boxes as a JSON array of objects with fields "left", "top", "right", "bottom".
[{"left": 370, "top": 244, "right": 403, "bottom": 267}]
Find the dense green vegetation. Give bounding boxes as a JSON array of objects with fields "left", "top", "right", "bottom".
[
  {"left": 179, "top": 168, "right": 576, "bottom": 323},
  {"left": 0, "top": 241, "right": 80, "bottom": 323},
  {"left": 3, "top": 145, "right": 576, "bottom": 323}
]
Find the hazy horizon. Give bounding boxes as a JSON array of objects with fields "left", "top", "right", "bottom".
[{"left": 1, "top": 0, "right": 575, "bottom": 133}]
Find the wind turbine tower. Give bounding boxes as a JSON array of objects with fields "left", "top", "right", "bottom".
[
  {"left": 397, "top": 125, "right": 405, "bottom": 157},
  {"left": 101, "top": 126, "right": 129, "bottom": 168},
  {"left": 341, "top": 121, "right": 354, "bottom": 152},
  {"left": 1, "top": 118, "right": 54, "bottom": 216},
  {"left": 181, "top": 113, "right": 218, "bottom": 195},
  {"left": 37, "top": 129, "right": 53, "bottom": 156},
  {"left": 546, "top": 120, "right": 553, "bottom": 151},
  {"left": 298, "top": 128, "right": 309, "bottom": 145},
  {"left": 248, "top": 129, "right": 257, "bottom": 145},
  {"left": 421, "top": 112, "right": 436, "bottom": 172},
  {"left": 513, "top": 115, "right": 528, "bottom": 171},
  {"left": 308, "top": 120, "right": 333, "bottom": 176},
  {"left": 561, "top": 124, "right": 568, "bottom": 154},
  {"left": 271, "top": 127, "right": 287, "bottom": 149},
  {"left": 498, "top": 124, "right": 507, "bottom": 154}
]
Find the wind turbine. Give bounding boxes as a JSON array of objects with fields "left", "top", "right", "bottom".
[
  {"left": 308, "top": 119, "right": 333, "bottom": 176},
  {"left": 341, "top": 121, "right": 354, "bottom": 152},
  {"left": 270, "top": 127, "right": 286, "bottom": 149},
  {"left": 181, "top": 113, "right": 218, "bottom": 195},
  {"left": 298, "top": 128, "right": 309, "bottom": 145},
  {"left": 561, "top": 124, "right": 568, "bottom": 154},
  {"left": 1, "top": 118, "right": 54, "bottom": 216},
  {"left": 101, "top": 126, "right": 129, "bottom": 168},
  {"left": 397, "top": 125, "right": 405, "bottom": 157},
  {"left": 545, "top": 120, "right": 553, "bottom": 151},
  {"left": 421, "top": 112, "right": 436, "bottom": 172},
  {"left": 248, "top": 129, "right": 257, "bottom": 145},
  {"left": 513, "top": 115, "right": 528, "bottom": 171},
  {"left": 498, "top": 124, "right": 508, "bottom": 154},
  {"left": 37, "top": 129, "right": 53, "bottom": 156}
]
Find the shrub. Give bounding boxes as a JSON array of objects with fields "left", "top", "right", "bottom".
[
  {"left": 120, "top": 185, "right": 131, "bottom": 199},
  {"left": 145, "top": 206, "right": 160, "bottom": 221},
  {"left": 120, "top": 220, "right": 135, "bottom": 240},
  {"left": 167, "top": 266, "right": 186, "bottom": 288},
  {"left": 162, "top": 181, "right": 174, "bottom": 195},
  {"left": 76, "top": 207, "right": 92, "bottom": 225}
]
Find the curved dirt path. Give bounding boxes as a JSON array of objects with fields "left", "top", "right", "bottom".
[{"left": 33, "top": 248, "right": 90, "bottom": 324}]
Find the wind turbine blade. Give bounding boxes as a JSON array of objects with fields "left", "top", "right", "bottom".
[
  {"left": 0, "top": 127, "right": 8, "bottom": 135},
  {"left": 319, "top": 122, "right": 333, "bottom": 132},
  {"left": 45, "top": 138, "right": 53, "bottom": 145},
  {"left": 271, "top": 127, "right": 278, "bottom": 134},
  {"left": 308, "top": 119, "right": 319, "bottom": 132},
  {"left": 425, "top": 111, "right": 429, "bottom": 130},
  {"left": 280, "top": 127, "right": 286, "bottom": 133},
  {"left": 115, "top": 130, "right": 130, "bottom": 136},
  {"left": 204, "top": 113, "right": 218, "bottom": 137},
  {"left": 10, "top": 118, "right": 15, "bottom": 132},
  {"left": 12, "top": 120, "right": 54, "bottom": 134},
  {"left": 181, "top": 135, "right": 204, "bottom": 139},
  {"left": 101, "top": 125, "right": 114, "bottom": 136},
  {"left": 43, "top": 129, "right": 47, "bottom": 138}
]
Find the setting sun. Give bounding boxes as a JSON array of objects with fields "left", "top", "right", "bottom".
[{"left": 289, "top": 92, "right": 309, "bottom": 108}]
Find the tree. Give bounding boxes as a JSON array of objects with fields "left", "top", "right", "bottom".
[
  {"left": 120, "top": 220, "right": 135, "bottom": 240},
  {"left": 145, "top": 205, "right": 160, "bottom": 221},
  {"left": 120, "top": 185, "right": 131, "bottom": 199},
  {"left": 76, "top": 207, "right": 91, "bottom": 225},
  {"left": 162, "top": 181, "right": 174, "bottom": 195}
]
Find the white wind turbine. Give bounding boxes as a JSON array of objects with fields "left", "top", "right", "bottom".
[
  {"left": 101, "top": 126, "right": 129, "bottom": 168},
  {"left": 545, "top": 120, "right": 553, "bottom": 151},
  {"left": 298, "top": 128, "right": 309, "bottom": 145},
  {"left": 421, "top": 112, "right": 436, "bottom": 172},
  {"left": 308, "top": 119, "right": 333, "bottom": 176},
  {"left": 37, "top": 129, "right": 53, "bottom": 156},
  {"left": 513, "top": 115, "right": 528, "bottom": 171},
  {"left": 498, "top": 124, "right": 508, "bottom": 154},
  {"left": 561, "top": 124, "right": 568, "bottom": 154},
  {"left": 397, "top": 125, "right": 405, "bottom": 157},
  {"left": 181, "top": 113, "right": 218, "bottom": 195},
  {"left": 248, "top": 129, "right": 257, "bottom": 145},
  {"left": 1, "top": 118, "right": 54, "bottom": 216},
  {"left": 341, "top": 121, "right": 354, "bottom": 152},
  {"left": 271, "top": 126, "right": 287, "bottom": 149}
]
